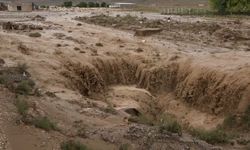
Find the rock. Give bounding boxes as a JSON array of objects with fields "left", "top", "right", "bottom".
[
  {"left": 32, "top": 15, "right": 46, "bottom": 21},
  {"left": 96, "top": 43, "right": 103, "bottom": 47},
  {"left": 134, "top": 28, "right": 162, "bottom": 36},
  {"left": 0, "top": 58, "right": 5, "bottom": 67},
  {"left": 2, "top": 22, "right": 43, "bottom": 31},
  {"left": 135, "top": 48, "right": 143, "bottom": 53}
]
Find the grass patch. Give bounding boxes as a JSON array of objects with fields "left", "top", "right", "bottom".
[
  {"left": 128, "top": 115, "right": 154, "bottom": 126},
  {"left": 0, "top": 63, "right": 35, "bottom": 95},
  {"left": 32, "top": 117, "right": 57, "bottom": 131},
  {"left": 103, "top": 104, "right": 117, "bottom": 115},
  {"left": 190, "top": 128, "right": 230, "bottom": 144},
  {"left": 241, "top": 106, "right": 250, "bottom": 130},
  {"left": 159, "top": 119, "right": 182, "bottom": 135},
  {"left": 15, "top": 97, "right": 29, "bottom": 116},
  {"left": 61, "top": 140, "right": 88, "bottom": 150},
  {"left": 15, "top": 80, "right": 35, "bottom": 95},
  {"left": 17, "top": 63, "right": 28, "bottom": 73},
  {"left": 119, "top": 143, "right": 130, "bottom": 150},
  {"left": 222, "top": 114, "right": 237, "bottom": 128},
  {"left": 29, "top": 32, "right": 41, "bottom": 38}
]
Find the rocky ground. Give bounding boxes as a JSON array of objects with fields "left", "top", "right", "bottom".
[{"left": 0, "top": 8, "right": 250, "bottom": 150}]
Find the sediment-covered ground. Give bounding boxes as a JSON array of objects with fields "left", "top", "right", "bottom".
[{"left": 0, "top": 9, "right": 250, "bottom": 150}]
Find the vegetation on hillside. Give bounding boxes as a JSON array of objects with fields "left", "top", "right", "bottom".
[{"left": 210, "top": 0, "right": 250, "bottom": 14}]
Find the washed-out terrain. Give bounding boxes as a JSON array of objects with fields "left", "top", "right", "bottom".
[{"left": 0, "top": 8, "right": 250, "bottom": 150}]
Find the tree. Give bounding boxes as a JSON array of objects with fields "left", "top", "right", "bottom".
[
  {"left": 95, "top": 2, "right": 100, "bottom": 7},
  {"left": 101, "top": 2, "right": 107, "bottom": 7},
  {"left": 63, "top": 1, "right": 72, "bottom": 8},
  {"left": 88, "top": 2, "right": 95, "bottom": 7},
  {"left": 210, "top": 0, "right": 250, "bottom": 14},
  {"left": 76, "top": 2, "right": 87, "bottom": 7}
]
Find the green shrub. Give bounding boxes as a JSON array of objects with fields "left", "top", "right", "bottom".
[
  {"left": 95, "top": 3, "right": 100, "bottom": 7},
  {"left": 190, "top": 128, "right": 230, "bottom": 144},
  {"left": 119, "top": 143, "right": 130, "bottom": 150},
  {"left": 223, "top": 114, "right": 237, "bottom": 128},
  {"left": 15, "top": 98, "right": 29, "bottom": 116},
  {"left": 103, "top": 105, "right": 117, "bottom": 114},
  {"left": 17, "top": 63, "right": 28, "bottom": 73},
  {"left": 0, "top": 74, "right": 8, "bottom": 84},
  {"left": 159, "top": 120, "right": 182, "bottom": 135},
  {"left": 15, "top": 80, "right": 34, "bottom": 95},
  {"left": 61, "top": 140, "right": 87, "bottom": 150},
  {"left": 242, "top": 105, "right": 250, "bottom": 130},
  {"left": 101, "top": 2, "right": 107, "bottom": 7},
  {"left": 29, "top": 32, "right": 41, "bottom": 38},
  {"left": 32, "top": 117, "right": 57, "bottom": 131},
  {"left": 88, "top": 2, "right": 95, "bottom": 7},
  {"left": 63, "top": 1, "right": 72, "bottom": 7},
  {"left": 128, "top": 115, "right": 154, "bottom": 126},
  {"left": 76, "top": 2, "right": 87, "bottom": 8}
]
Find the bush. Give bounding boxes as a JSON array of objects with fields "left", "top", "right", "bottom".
[
  {"left": 63, "top": 1, "right": 72, "bottom": 8},
  {"left": 61, "top": 140, "right": 88, "bottom": 150},
  {"left": 242, "top": 105, "right": 250, "bottom": 129},
  {"left": 32, "top": 117, "right": 57, "bottom": 131},
  {"left": 103, "top": 105, "right": 117, "bottom": 114},
  {"left": 159, "top": 120, "right": 182, "bottom": 135},
  {"left": 128, "top": 115, "right": 154, "bottom": 126},
  {"left": 0, "top": 74, "right": 8, "bottom": 84},
  {"left": 101, "top": 2, "right": 107, "bottom": 7},
  {"left": 76, "top": 2, "right": 87, "bottom": 8},
  {"left": 88, "top": 2, "right": 95, "bottom": 7},
  {"left": 15, "top": 98, "right": 29, "bottom": 116},
  {"left": 15, "top": 80, "right": 34, "bottom": 95},
  {"left": 17, "top": 63, "right": 28, "bottom": 73},
  {"left": 223, "top": 114, "right": 237, "bottom": 128},
  {"left": 190, "top": 128, "right": 230, "bottom": 144},
  {"left": 95, "top": 3, "right": 100, "bottom": 7},
  {"left": 29, "top": 32, "right": 41, "bottom": 38},
  {"left": 119, "top": 143, "right": 130, "bottom": 150}
]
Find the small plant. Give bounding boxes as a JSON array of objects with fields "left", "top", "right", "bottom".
[
  {"left": 223, "top": 114, "right": 237, "bottom": 128},
  {"left": 0, "top": 74, "right": 8, "bottom": 84},
  {"left": 77, "top": 127, "right": 87, "bottom": 138},
  {"left": 61, "top": 140, "right": 88, "bottom": 150},
  {"left": 119, "top": 143, "right": 130, "bottom": 150},
  {"left": 103, "top": 105, "right": 117, "bottom": 114},
  {"left": 128, "top": 115, "right": 154, "bottom": 126},
  {"left": 32, "top": 117, "right": 57, "bottom": 131},
  {"left": 242, "top": 105, "right": 250, "bottom": 130},
  {"left": 159, "top": 120, "right": 182, "bottom": 135},
  {"left": 15, "top": 97, "right": 29, "bottom": 116},
  {"left": 190, "top": 128, "right": 230, "bottom": 144},
  {"left": 29, "top": 32, "right": 41, "bottom": 38},
  {"left": 17, "top": 63, "right": 28, "bottom": 73},
  {"left": 15, "top": 80, "right": 34, "bottom": 95},
  {"left": 95, "top": 43, "right": 103, "bottom": 47}
]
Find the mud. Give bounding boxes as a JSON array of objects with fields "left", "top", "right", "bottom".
[
  {"left": 1, "top": 22, "right": 43, "bottom": 31},
  {"left": 77, "top": 15, "right": 250, "bottom": 51},
  {"left": 0, "top": 10, "right": 250, "bottom": 150},
  {"left": 62, "top": 55, "right": 250, "bottom": 116}
]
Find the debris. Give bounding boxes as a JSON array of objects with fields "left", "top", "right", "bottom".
[
  {"left": 0, "top": 58, "right": 5, "bottom": 66},
  {"left": 2, "top": 22, "right": 43, "bottom": 31},
  {"left": 95, "top": 43, "right": 103, "bottom": 47},
  {"left": 134, "top": 28, "right": 162, "bottom": 36},
  {"left": 135, "top": 48, "right": 143, "bottom": 53}
]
